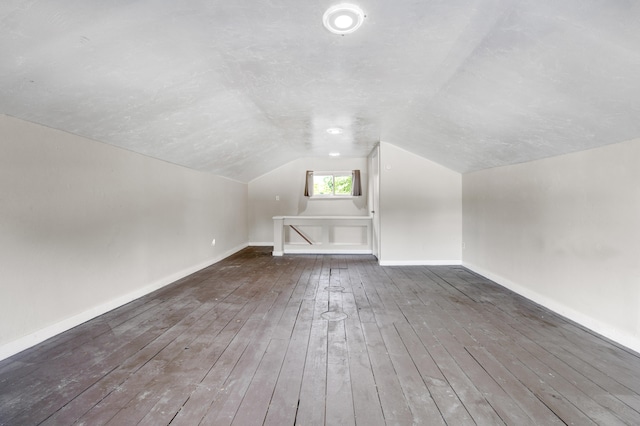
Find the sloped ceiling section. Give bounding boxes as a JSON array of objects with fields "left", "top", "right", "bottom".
[{"left": 1, "top": 0, "right": 639, "bottom": 182}]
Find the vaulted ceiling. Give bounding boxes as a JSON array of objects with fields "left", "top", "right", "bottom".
[{"left": 2, "top": 0, "right": 639, "bottom": 182}]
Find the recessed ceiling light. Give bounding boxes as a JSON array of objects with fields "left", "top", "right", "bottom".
[
  {"left": 323, "top": 4, "right": 365, "bottom": 35},
  {"left": 334, "top": 15, "right": 354, "bottom": 29},
  {"left": 326, "top": 127, "right": 343, "bottom": 135},
  {"left": 329, "top": 152, "right": 341, "bottom": 157}
]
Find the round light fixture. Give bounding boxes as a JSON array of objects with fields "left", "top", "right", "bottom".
[
  {"left": 323, "top": 4, "right": 365, "bottom": 35},
  {"left": 334, "top": 15, "right": 353, "bottom": 29},
  {"left": 329, "top": 152, "right": 341, "bottom": 157},
  {"left": 326, "top": 127, "right": 343, "bottom": 135}
]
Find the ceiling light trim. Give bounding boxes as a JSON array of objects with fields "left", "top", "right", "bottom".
[{"left": 323, "top": 4, "right": 365, "bottom": 35}]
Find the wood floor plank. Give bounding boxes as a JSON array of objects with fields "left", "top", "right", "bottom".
[
  {"left": 133, "top": 299, "right": 261, "bottom": 425},
  {"left": 230, "top": 338, "right": 289, "bottom": 426},
  {"left": 40, "top": 299, "right": 238, "bottom": 425},
  {"left": 393, "top": 267, "right": 565, "bottom": 425},
  {"left": 75, "top": 359, "right": 168, "bottom": 426},
  {"left": 361, "top": 321, "right": 414, "bottom": 424},
  {"left": 295, "top": 258, "right": 330, "bottom": 426},
  {"left": 421, "top": 265, "right": 634, "bottom": 425},
  {"left": 379, "top": 267, "right": 512, "bottom": 424},
  {"left": 413, "top": 279, "right": 566, "bottom": 425},
  {"left": 2, "top": 247, "right": 640, "bottom": 426},
  {"left": 345, "top": 260, "right": 376, "bottom": 323},
  {"left": 262, "top": 257, "right": 320, "bottom": 426},
  {"left": 326, "top": 319, "right": 355, "bottom": 426},
  {"left": 439, "top": 266, "right": 640, "bottom": 388},
  {"left": 393, "top": 322, "right": 475, "bottom": 426},
  {"left": 167, "top": 320, "right": 259, "bottom": 425},
  {"left": 4, "top": 298, "right": 201, "bottom": 425},
  {"left": 295, "top": 315, "right": 328, "bottom": 425},
  {"left": 423, "top": 270, "right": 604, "bottom": 425},
  {"left": 270, "top": 257, "right": 316, "bottom": 341},
  {"left": 510, "top": 338, "right": 640, "bottom": 424},
  {"left": 263, "top": 299, "right": 314, "bottom": 426},
  {"left": 203, "top": 281, "right": 302, "bottom": 424},
  {"left": 325, "top": 267, "right": 355, "bottom": 426},
  {"left": 406, "top": 312, "right": 507, "bottom": 425},
  {"left": 472, "top": 339, "right": 599, "bottom": 425},
  {"left": 464, "top": 345, "right": 566, "bottom": 425},
  {"left": 336, "top": 260, "right": 386, "bottom": 425},
  {"left": 97, "top": 295, "right": 259, "bottom": 426},
  {"left": 377, "top": 322, "right": 446, "bottom": 425},
  {"left": 170, "top": 260, "right": 293, "bottom": 425},
  {"left": 344, "top": 316, "right": 386, "bottom": 426},
  {"left": 1, "top": 296, "right": 196, "bottom": 411}
]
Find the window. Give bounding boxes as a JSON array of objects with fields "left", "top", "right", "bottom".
[
  {"left": 304, "top": 170, "right": 362, "bottom": 198},
  {"left": 313, "top": 172, "right": 353, "bottom": 197}
]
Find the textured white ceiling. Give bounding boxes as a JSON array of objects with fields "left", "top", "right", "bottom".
[{"left": 2, "top": 0, "right": 639, "bottom": 182}]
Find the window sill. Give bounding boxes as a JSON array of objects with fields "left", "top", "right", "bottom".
[{"left": 309, "top": 196, "right": 358, "bottom": 200}]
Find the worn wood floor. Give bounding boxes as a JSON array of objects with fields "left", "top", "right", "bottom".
[{"left": 2, "top": 247, "right": 640, "bottom": 425}]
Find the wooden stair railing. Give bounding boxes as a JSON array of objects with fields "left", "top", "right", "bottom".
[{"left": 289, "top": 225, "right": 313, "bottom": 245}]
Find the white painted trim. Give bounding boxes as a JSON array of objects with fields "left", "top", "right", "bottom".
[
  {"left": 249, "top": 242, "right": 274, "bottom": 246},
  {"left": 0, "top": 243, "right": 248, "bottom": 361},
  {"left": 284, "top": 249, "right": 373, "bottom": 255},
  {"left": 272, "top": 251, "right": 284, "bottom": 256},
  {"left": 463, "top": 262, "right": 640, "bottom": 354},
  {"left": 273, "top": 215, "right": 372, "bottom": 220},
  {"left": 379, "top": 260, "right": 462, "bottom": 266}
]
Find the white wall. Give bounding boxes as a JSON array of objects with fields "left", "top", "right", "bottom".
[
  {"left": 378, "top": 142, "right": 462, "bottom": 265},
  {"left": 0, "top": 115, "right": 248, "bottom": 359},
  {"left": 248, "top": 157, "right": 368, "bottom": 244},
  {"left": 463, "top": 138, "right": 640, "bottom": 352}
]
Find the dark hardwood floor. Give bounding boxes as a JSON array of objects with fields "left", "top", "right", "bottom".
[{"left": 2, "top": 246, "right": 640, "bottom": 425}]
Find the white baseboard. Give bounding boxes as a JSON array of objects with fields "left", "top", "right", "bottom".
[
  {"left": 379, "top": 259, "right": 462, "bottom": 266},
  {"left": 0, "top": 243, "right": 248, "bottom": 362},
  {"left": 463, "top": 262, "right": 640, "bottom": 355},
  {"left": 285, "top": 249, "right": 373, "bottom": 255},
  {"left": 249, "top": 242, "right": 273, "bottom": 246}
]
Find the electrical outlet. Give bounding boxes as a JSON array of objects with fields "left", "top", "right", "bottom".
[
  {"left": 275, "top": 195, "right": 280, "bottom": 201},
  {"left": 462, "top": 242, "right": 466, "bottom": 249}
]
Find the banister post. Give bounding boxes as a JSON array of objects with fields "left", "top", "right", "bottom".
[{"left": 273, "top": 216, "right": 284, "bottom": 256}]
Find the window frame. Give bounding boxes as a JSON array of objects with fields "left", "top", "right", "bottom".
[{"left": 309, "top": 171, "right": 354, "bottom": 199}]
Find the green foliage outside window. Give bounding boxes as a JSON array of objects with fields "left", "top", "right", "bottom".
[
  {"left": 313, "top": 174, "right": 352, "bottom": 196},
  {"left": 334, "top": 175, "right": 352, "bottom": 195}
]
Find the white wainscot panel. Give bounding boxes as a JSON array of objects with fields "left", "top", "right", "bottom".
[{"left": 273, "top": 216, "right": 372, "bottom": 256}]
